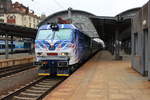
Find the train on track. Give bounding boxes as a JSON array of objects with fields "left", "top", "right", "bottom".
[
  {"left": 35, "top": 23, "right": 101, "bottom": 76},
  {"left": 0, "top": 40, "right": 31, "bottom": 54}
]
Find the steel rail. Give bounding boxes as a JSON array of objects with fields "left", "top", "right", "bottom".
[{"left": 1, "top": 76, "right": 66, "bottom": 100}]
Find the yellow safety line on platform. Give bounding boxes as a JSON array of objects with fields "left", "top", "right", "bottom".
[
  {"left": 57, "top": 74, "right": 69, "bottom": 76},
  {"left": 38, "top": 73, "right": 50, "bottom": 76}
]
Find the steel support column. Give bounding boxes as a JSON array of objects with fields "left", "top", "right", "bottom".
[
  {"left": 5, "top": 34, "right": 9, "bottom": 59},
  {"left": 114, "top": 27, "right": 122, "bottom": 60},
  {"left": 31, "top": 39, "right": 34, "bottom": 54},
  {"left": 11, "top": 35, "right": 13, "bottom": 54}
]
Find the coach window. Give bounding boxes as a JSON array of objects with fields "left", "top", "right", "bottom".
[
  {"left": 8, "top": 45, "right": 11, "bottom": 48},
  {"left": 78, "top": 31, "right": 83, "bottom": 46},
  {"left": 79, "top": 32, "right": 84, "bottom": 40},
  {"left": 13, "top": 45, "right": 15, "bottom": 48},
  {"left": 2, "top": 45, "right": 5, "bottom": 49},
  {"left": 73, "top": 30, "right": 76, "bottom": 41}
]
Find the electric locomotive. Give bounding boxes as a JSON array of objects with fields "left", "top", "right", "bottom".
[{"left": 35, "top": 23, "right": 100, "bottom": 76}]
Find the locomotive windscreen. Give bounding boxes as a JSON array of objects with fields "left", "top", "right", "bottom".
[{"left": 36, "top": 29, "right": 73, "bottom": 40}]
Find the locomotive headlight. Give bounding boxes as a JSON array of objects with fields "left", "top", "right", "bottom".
[{"left": 60, "top": 53, "right": 68, "bottom": 56}]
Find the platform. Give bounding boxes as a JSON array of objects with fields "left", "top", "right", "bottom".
[
  {"left": 44, "top": 51, "right": 150, "bottom": 100},
  {"left": 0, "top": 53, "right": 34, "bottom": 60},
  {"left": 0, "top": 53, "right": 34, "bottom": 68}
]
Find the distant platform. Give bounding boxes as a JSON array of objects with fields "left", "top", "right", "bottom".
[
  {"left": 44, "top": 51, "right": 150, "bottom": 100},
  {"left": 0, "top": 53, "right": 34, "bottom": 60}
]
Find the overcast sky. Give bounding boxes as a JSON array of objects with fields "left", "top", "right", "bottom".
[{"left": 12, "top": 0, "right": 149, "bottom": 16}]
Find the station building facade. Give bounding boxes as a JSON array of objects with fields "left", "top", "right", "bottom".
[
  {"left": 131, "top": 0, "right": 150, "bottom": 80},
  {"left": 0, "top": 0, "right": 40, "bottom": 28}
]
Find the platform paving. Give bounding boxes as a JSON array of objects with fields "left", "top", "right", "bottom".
[
  {"left": 44, "top": 51, "right": 150, "bottom": 100},
  {"left": 0, "top": 53, "right": 34, "bottom": 60}
]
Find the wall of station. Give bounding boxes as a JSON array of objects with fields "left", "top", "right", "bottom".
[{"left": 131, "top": 1, "right": 150, "bottom": 80}]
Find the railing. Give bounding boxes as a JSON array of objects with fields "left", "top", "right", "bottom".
[{"left": 0, "top": 56, "right": 35, "bottom": 68}]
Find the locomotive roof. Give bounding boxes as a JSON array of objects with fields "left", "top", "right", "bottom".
[{"left": 39, "top": 24, "right": 78, "bottom": 30}]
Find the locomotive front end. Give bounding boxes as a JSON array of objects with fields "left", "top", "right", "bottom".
[{"left": 35, "top": 24, "right": 77, "bottom": 76}]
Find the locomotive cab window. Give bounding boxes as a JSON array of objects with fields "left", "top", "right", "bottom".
[{"left": 36, "top": 29, "right": 73, "bottom": 40}]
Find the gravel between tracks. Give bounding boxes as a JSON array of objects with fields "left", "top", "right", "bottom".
[{"left": 0, "top": 67, "right": 39, "bottom": 96}]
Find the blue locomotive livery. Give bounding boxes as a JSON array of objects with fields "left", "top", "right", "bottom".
[{"left": 35, "top": 24, "right": 100, "bottom": 76}]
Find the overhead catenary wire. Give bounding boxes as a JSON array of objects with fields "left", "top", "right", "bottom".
[
  {"left": 30, "top": 0, "right": 74, "bottom": 16},
  {"left": 30, "top": 0, "right": 63, "bottom": 15},
  {"left": 52, "top": 0, "right": 65, "bottom": 9},
  {"left": 61, "top": 0, "right": 74, "bottom": 8},
  {"left": 31, "top": 0, "right": 65, "bottom": 9}
]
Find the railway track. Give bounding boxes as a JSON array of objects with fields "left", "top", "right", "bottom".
[
  {"left": 1, "top": 76, "right": 66, "bottom": 100},
  {"left": 0, "top": 63, "right": 35, "bottom": 78}
]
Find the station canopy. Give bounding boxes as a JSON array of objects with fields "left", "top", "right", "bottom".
[
  {"left": 90, "top": 8, "right": 140, "bottom": 42},
  {"left": 0, "top": 23, "right": 37, "bottom": 39},
  {"left": 90, "top": 16, "right": 131, "bottom": 42}
]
